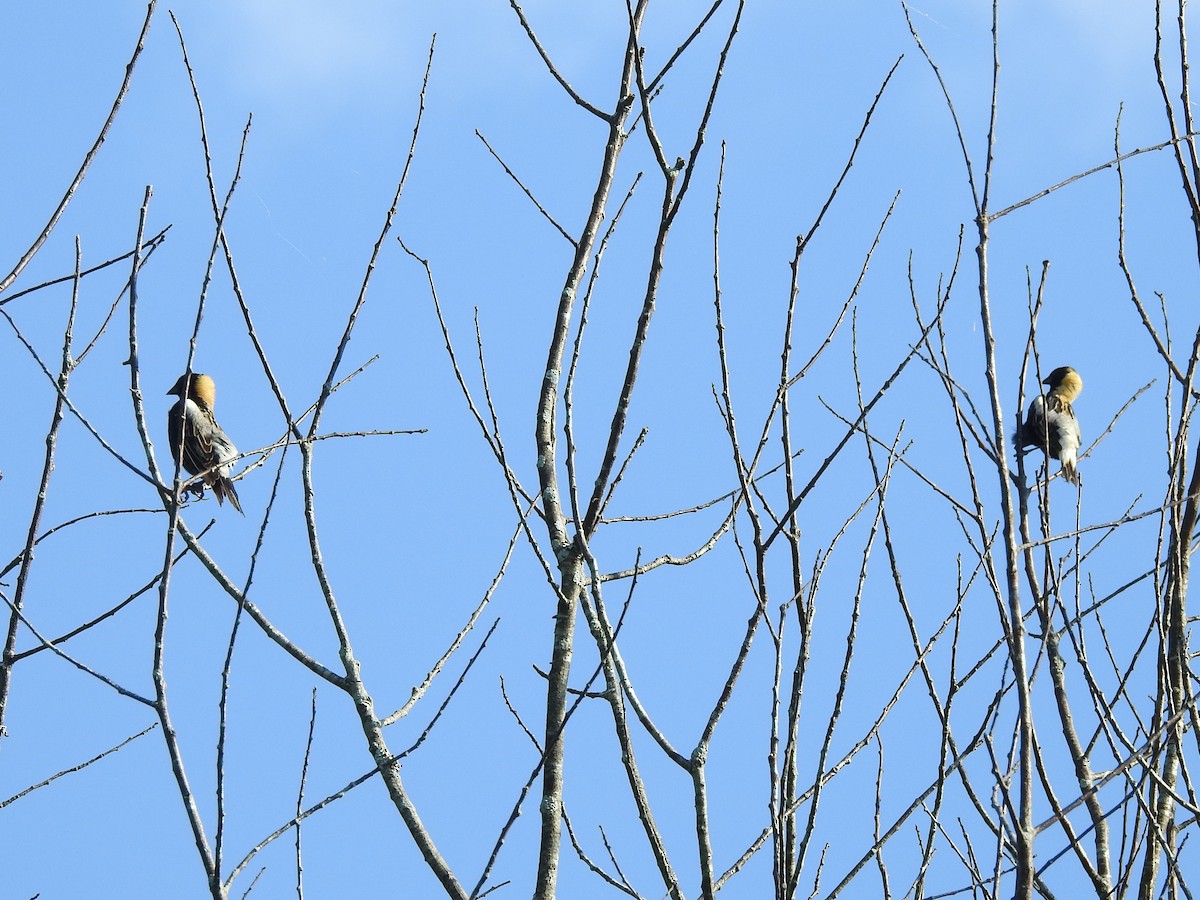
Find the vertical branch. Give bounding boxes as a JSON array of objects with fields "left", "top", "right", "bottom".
[
  {"left": 582, "top": 0, "right": 746, "bottom": 536},
  {"left": 299, "top": 42, "right": 468, "bottom": 900},
  {"left": 768, "top": 62, "right": 900, "bottom": 894},
  {"left": 530, "top": 11, "right": 638, "bottom": 895},
  {"left": 775, "top": 232, "right": 804, "bottom": 900},
  {"left": 1014, "top": 266, "right": 1113, "bottom": 893},
  {"left": 574, "top": 553, "right": 684, "bottom": 899},
  {"left": 535, "top": 3, "right": 745, "bottom": 891},
  {"left": 554, "top": 117, "right": 680, "bottom": 900},
  {"left": 1155, "top": 0, "right": 1200, "bottom": 232},
  {"left": 128, "top": 186, "right": 220, "bottom": 894},
  {"left": 296, "top": 689, "right": 318, "bottom": 898},
  {"left": 709, "top": 141, "right": 798, "bottom": 899},
  {"left": 1140, "top": 5, "right": 1200, "bottom": 898},
  {"left": 977, "top": 199, "right": 1037, "bottom": 900},
  {"left": 906, "top": 1, "right": 1035, "bottom": 893},
  {"left": 0, "top": 238, "right": 83, "bottom": 739}
]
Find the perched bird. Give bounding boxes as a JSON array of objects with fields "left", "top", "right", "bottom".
[
  {"left": 167, "top": 372, "right": 243, "bottom": 513},
  {"left": 1015, "top": 365, "right": 1083, "bottom": 485}
]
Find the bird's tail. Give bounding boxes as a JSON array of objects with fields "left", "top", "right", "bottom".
[
  {"left": 213, "top": 477, "right": 244, "bottom": 515},
  {"left": 1060, "top": 450, "right": 1079, "bottom": 486}
]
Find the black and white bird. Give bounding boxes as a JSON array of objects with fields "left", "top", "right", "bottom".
[
  {"left": 167, "top": 372, "right": 243, "bottom": 513},
  {"left": 1015, "top": 365, "right": 1083, "bottom": 485}
]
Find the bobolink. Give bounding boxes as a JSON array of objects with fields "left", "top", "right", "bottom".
[
  {"left": 1015, "top": 365, "right": 1083, "bottom": 485},
  {"left": 167, "top": 372, "right": 243, "bottom": 513}
]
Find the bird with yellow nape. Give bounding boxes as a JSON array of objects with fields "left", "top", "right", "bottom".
[
  {"left": 166, "top": 372, "right": 243, "bottom": 513},
  {"left": 1015, "top": 365, "right": 1083, "bottom": 486}
]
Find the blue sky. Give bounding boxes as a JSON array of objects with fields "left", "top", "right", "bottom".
[{"left": 1, "top": 2, "right": 1194, "bottom": 898}]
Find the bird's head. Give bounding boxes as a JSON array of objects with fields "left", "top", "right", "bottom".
[
  {"left": 1043, "top": 366, "right": 1082, "bottom": 402},
  {"left": 167, "top": 373, "right": 217, "bottom": 408}
]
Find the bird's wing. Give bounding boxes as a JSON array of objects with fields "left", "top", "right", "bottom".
[
  {"left": 209, "top": 428, "right": 238, "bottom": 473},
  {"left": 168, "top": 403, "right": 187, "bottom": 471},
  {"left": 182, "top": 401, "right": 221, "bottom": 476},
  {"left": 1018, "top": 395, "right": 1048, "bottom": 448}
]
